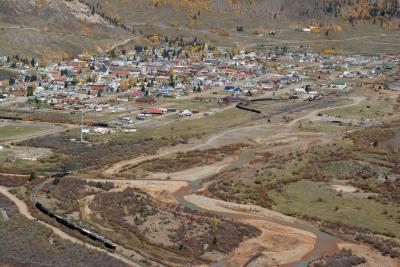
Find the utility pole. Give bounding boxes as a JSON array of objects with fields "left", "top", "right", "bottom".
[
  {"left": 257, "top": 39, "right": 260, "bottom": 56},
  {"left": 80, "top": 110, "right": 84, "bottom": 142}
]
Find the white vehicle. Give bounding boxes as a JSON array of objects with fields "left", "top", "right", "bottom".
[
  {"left": 136, "top": 113, "right": 145, "bottom": 120},
  {"left": 94, "top": 127, "right": 108, "bottom": 134},
  {"left": 119, "top": 117, "right": 133, "bottom": 123},
  {"left": 179, "top": 110, "right": 192, "bottom": 116},
  {"left": 123, "top": 129, "right": 137, "bottom": 133}
]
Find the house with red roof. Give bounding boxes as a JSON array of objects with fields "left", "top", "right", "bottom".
[
  {"left": 127, "top": 90, "right": 144, "bottom": 97},
  {"left": 144, "top": 108, "right": 164, "bottom": 115},
  {"left": 87, "top": 84, "right": 111, "bottom": 91},
  {"left": 110, "top": 69, "right": 132, "bottom": 77}
]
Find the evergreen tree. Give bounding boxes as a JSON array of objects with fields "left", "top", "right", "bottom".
[
  {"left": 27, "top": 86, "right": 34, "bottom": 97},
  {"left": 29, "top": 171, "right": 36, "bottom": 181},
  {"left": 169, "top": 74, "right": 175, "bottom": 87}
]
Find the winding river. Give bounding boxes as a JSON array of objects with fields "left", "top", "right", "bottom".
[{"left": 172, "top": 146, "right": 343, "bottom": 267}]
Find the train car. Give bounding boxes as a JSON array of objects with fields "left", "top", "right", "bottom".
[
  {"left": 103, "top": 240, "right": 117, "bottom": 250},
  {"left": 63, "top": 220, "right": 78, "bottom": 230},
  {"left": 35, "top": 202, "right": 55, "bottom": 218},
  {"left": 236, "top": 103, "right": 262, "bottom": 114},
  {"left": 0, "top": 116, "right": 22, "bottom": 121},
  {"left": 78, "top": 227, "right": 92, "bottom": 237},
  {"left": 92, "top": 122, "right": 108, "bottom": 127},
  {"left": 251, "top": 97, "right": 274, "bottom": 102}
]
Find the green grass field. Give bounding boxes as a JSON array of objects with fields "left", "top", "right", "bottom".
[
  {"left": 0, "top": 150, "right": 12, "bottom": 164},
  {"left": 297, "top": 120, "right": 348, "bottom": 133},
  {"left": 322, "top": 98, "right": 390, "bottom": 120},
  {"left": 270, "top": 180, "right": 400, "bottom": 237},
  {"left": 0, "top": 124, "right": 46, "bottom": 140}
]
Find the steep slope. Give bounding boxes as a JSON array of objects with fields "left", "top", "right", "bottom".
[
  {"left": 0, "top": 0, "right": 127, "bottom": 58},
  {"left": 84, "top": 0, "right": 400, "bottom": 29}
]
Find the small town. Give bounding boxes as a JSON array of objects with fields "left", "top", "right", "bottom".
[
  {"left": 0, "top": 38, "right": 398, "bottom": 140},
  {"left": 1, "top": 1, "right": 400, "bottom": 266}
]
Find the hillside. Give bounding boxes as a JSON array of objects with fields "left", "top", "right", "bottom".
[
  {"left": 84, "top": 0, "right": 400, "bottom": 29},
  {"left": 83, "top": 0, "right": 400, "bottom": 54},
  {"left": 0, "top": 0, "right": 399, "bottom": 57},
  {"left": 0, "top": 0, "right": 127, "bottom": 58}
]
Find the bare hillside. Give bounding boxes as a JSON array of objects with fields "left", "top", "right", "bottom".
[{"left": 0, "top": 0, "right": 127, "bottom": 58}]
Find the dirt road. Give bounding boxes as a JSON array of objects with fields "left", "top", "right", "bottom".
[
  {"left": 288, "top": 96, "right": 366, "bottom": 127},
  {"left": 0, "top": 185, "right": 141, "bottom": 267},
  {"left": 104, "top": 123, "right": 278, "bottom": 176},
  {"left": 111, "top": 38, "right": 132, "bottom": 51}
]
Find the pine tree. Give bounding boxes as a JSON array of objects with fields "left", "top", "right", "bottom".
[
  {"left": 169, "top": 74, "right": 175, "bottom": 87},
  {"left": 29, "top": 171, "right": 36, "bottom": 181}
]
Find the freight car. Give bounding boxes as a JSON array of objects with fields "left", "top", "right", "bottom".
[
  {"left": 92, "top": 122, "right": 109, "bottom": 127},
  {"left": 35, "top": 202, "right": 55, "bottom": 218},
  {"left": 236, "top": 102, "right": 262, "bottom": 114},
  {"left": 250, "top": 97, "right": 274, "bottom": 102},
  {"left": 0, "top": 115, "right": 22, "bottom": 121}
]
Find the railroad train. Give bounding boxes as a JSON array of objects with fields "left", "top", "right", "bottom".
[
  {"left": 236, "top": 102, "right": 262, "bottom": 114},
  {"left": 34, "top": 202, "right": 116, "bottom": 250}
]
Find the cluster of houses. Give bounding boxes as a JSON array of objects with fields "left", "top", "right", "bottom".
[{"left": 0, "top": 41, "right": 398, "bottom": 117}]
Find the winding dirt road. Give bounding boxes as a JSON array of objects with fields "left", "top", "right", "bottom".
[
  {"left": 0, "top": 185, "right": 141, "bottom": 267},
  {"left": 104, "top": 123, "right": 280, "bottom": 176},
  {"left": 288, "top": 96, "right": 366, "bottom": 127}
]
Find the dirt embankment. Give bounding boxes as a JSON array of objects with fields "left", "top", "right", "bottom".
[{"left": 184, "top": 194, "right": 318, "bottom": 266}]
